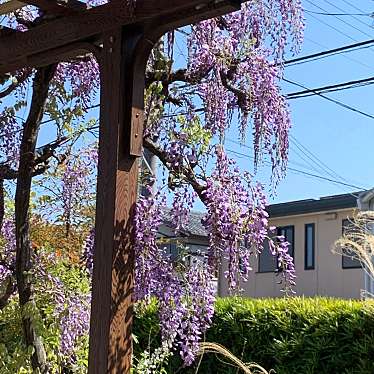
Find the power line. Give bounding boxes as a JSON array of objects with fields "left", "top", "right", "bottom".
[
  {"left": 305, "top": 0, "right": 373, "bottom": 39},
  {"left": 283, "top": 38, "right": 374, "bottom": 66},
  {"left": 289, "top": 143, "right": 327, "bottom": 175},
  {"left": 226, "top": 138, "right": 326, "bottom": 175},
  {"left": 305, "top": 0, "right": 374, "bottom": 66},
  {"left": 227, "top": 136, "right": 360, "bottom": 188},
  {"left": 303, "top": 36, "right": 374, "bottom": 71},
  {"left": 286, "top": 76, "right": 374, "bottom": 99},
  {"left": 320, "top": 0, "right": 374, "bottom": 31},
  {"left": 226, "top": 147, "right": 365, "bottom": 190},
  {"left": 305, "top": 6, "right": 360, "bottom": 42},
  {"left": 289, "top": 81, "right": 374, "bottom": 98},
  {"left": 305, "top": 9, "right": 373, "bottom": 17},
  {"left": 340, "top": 0, "right": 367, "bottom": 14},
  {"left": 289, "top": 135, "right": 352, "bottom": 184},
  {"left": 283, "top": 77, "right": 374, "bottom": 121}
]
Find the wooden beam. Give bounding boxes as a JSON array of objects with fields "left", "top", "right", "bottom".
[
  {"left": 0, "top": 0, "right": 85, "bottom": 16},
  {"left": 1, "top": 41, "right": 99, "bottom": 74},
  {"left": 89, "top": 26, "right": 149, "bottom": 373},
  {"left": 0, "top": 25, "right": 18, "bottom": 36},
  {"left": 25, "top": 0, "right": 86, "bottom": 15},
  {"left": 0, "top": 0, "right": 241, "bottom": 74},
  {"left": 0, "top": 0, "right": 25, "bottom": 15}
]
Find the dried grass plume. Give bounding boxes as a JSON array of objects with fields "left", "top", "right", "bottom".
[
  {"left": 197, "top": 342, "right": 272, "bottom": 374},
  {"left": 333, "top": 211, "right": 374, "bottom": 296}
]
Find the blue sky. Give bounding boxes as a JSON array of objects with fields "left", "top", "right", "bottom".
[
  {"left": 230, "top": 0, "right": 374, "bottom": 205},
  {"left": 4, "top": 0, "right": 373, "bottom": 209}
]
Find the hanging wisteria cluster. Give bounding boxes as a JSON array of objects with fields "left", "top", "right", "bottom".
[
  {"left": 134, "top": 192, "right": 215, "bottom": 365},
  {"left": 0, "top": 107, "right": 21, "bottom": 166},
  {"left": 134, "top": 0, "right": 303, "bottom": 364},
  {"left": 60, "top": 147, "right": 98, "bottom": 232},
  {"left": 82, "top": 228, "right": 95, "bottom": 276},
  {"left": 0, "top": 0, "right": 304, "bottom": 370},
  {"left": 185, "top": 0, "right": 304, "bottom": 182},
  {"left": 0, "top": 220, "right": 16, "bottom": 285},
  {"left": 201, "top": 147, "right": 295, "bottom": 292}
]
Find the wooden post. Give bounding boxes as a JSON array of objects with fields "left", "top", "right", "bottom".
[{"left": 88, "top": 26, "right": 151, "bottom": 373}]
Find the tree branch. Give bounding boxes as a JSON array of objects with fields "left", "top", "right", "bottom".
[
  {"left": 0, "top": 134, "right": 68, "bottom": 181},
  {"left": 143, "top": 136, "right": 206, "bottom": 202},
  {"left": 220, "top": 70, "right": 250, "bottom": 113},
  {"left": 0, "top": 69, "right": 31, "bottom": 99},
  {"left": 145, "top": 67, "right": 212, "bottom": 88}
]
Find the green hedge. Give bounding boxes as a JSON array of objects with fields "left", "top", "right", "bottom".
[{"left": 133, "top": 297, "right": 374, "bottom": 374}]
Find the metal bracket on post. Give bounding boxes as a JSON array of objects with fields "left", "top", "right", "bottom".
[
  {"left": 120, "top": 26, "right": 149, "bottom": 158},
  {"left": 130, "top": 108, "right": 144, "bottom": 156}
]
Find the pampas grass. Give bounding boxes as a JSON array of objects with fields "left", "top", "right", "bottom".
[
  {"left": 333, "top": 211, "right": 374, "bottom": 297},
  {"left": 196, "top": 342, "right": 271, "bottom": 374}
]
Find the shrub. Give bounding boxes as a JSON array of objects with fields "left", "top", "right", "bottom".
[
  {"left": 2, "top": 296, "right": 374, "bottom": 373},
  {"left": 133, "top": 297, "right": 374, "bottom": 374}
]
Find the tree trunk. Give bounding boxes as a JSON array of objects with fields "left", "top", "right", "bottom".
[
  {"left": 15, "top": 64, "right": 56, "bottom": 373},
  {"left": 0, "top": 275, "right": 15, "bottom": 309}
]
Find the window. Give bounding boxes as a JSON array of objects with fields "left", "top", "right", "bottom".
[
  {"left": 304, "top": 223, "right": 315, "bottom": 270},
  {"left": 258, "top": 226, "right": 295, "bottom": 273},
  {"left": 169, "top": 243, "right": 178, "bottom": 260},
  {"left": 342, "top": 219, "right": 361, "bottom": 269},
  {"left": 258, "top": 240, "right": 277, "bottom": 273},
  {"left": 277, "top": 226, "right": 295, "bottom": 261}
]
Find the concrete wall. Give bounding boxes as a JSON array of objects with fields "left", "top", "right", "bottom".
[{"left": 219, "top": 208, "right": 364, "bottom": 299}]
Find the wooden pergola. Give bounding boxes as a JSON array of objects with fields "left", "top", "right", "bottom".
[{"left": 0, "top": 0, "right": 243, "bottom": 372}]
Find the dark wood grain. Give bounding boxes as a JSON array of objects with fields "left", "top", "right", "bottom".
[
  {"left": 0, "top": 26, "right": 19, "bottom": 37},
  {"left": 88, "top": 26, "right": 153, "bottom": 373},
  {"left": 0, "top": 0, "right": 25, "bottom": 15},
  {"left": 26, "top": 0, "right": 86, "bottom": 15},
  {"left": 1, "top": 42, "right": 100, "bottom": 74},
  {"left": 0, "top": 0, "right": 241, "bottom": 74}
]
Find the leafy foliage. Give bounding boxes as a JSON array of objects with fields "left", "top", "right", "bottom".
[
  {"left": 133, "top": 297, "right": 374, "bottom": 374},
  {"left": 0, "top": 245, "right": 91, "bottom": 373},
  {"left": 3, "top": 294, "right": 374, "bottom": 373}
]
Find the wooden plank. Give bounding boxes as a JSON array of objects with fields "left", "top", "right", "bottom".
[
  {"left": 25, "top": 0, "right": 86, "bottom": 15},
  {"left": 88, "top": 26, "right": 150, "bottom": 373},
  {"left": 0, "top": 0, "right": 85, "bottom": 16},
  {"left": 1, "top": 41, "right": 99, "bottom": 74},
  {"left": 0, "top": 25, "right": 18, "bottom": 36},
  {"left": 0, "top": 0, "right": 26, "bottom": 15},
  {"left": 0, "top": 0, "right": 241, "bottom": 74}
]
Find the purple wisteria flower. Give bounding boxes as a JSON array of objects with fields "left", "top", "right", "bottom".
[
  {"left": 82, "top": 228, "right": 95, "bottom": 276},
  {"left": 0, "top": 108, "right": 21, "bottom": 166},
  {"left": 0, "top": 219, "right": 16, "bottom": 284},
  {"left": 134, "top": 192, "right": 216, "bottom": 365},
  {"left": 57, "top": 294, "right": 91, "bottom": 357}
]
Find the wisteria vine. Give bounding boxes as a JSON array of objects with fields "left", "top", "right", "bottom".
[{"left": 0, "top": 0, "right": 304, "bottom": 370}]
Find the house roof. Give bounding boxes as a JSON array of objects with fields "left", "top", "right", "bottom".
[
  {"left": 162, "top": 209, "right": 206, "bottom": 237},
  {"left": 162, "top": 191, "right": 364, "bottom": 237},
  {"left": 267, "top": 191, "right": 362, "bottom": 218}
]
